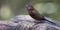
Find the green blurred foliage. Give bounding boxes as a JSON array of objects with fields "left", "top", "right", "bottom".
[{"left": 0, "top": 0, "right": 60, "bottom": 21}]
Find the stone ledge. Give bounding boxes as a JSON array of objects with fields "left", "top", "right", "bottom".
[{"left": 0, "top": 15, "right": 60, "bottom": 30}]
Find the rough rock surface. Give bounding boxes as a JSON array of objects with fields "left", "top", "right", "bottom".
[{"left": 0, "top": 15, "right": 60, "bottom": 30}]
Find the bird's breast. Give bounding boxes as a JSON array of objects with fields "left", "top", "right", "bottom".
[{"left": 29, "top": 12, "right": 42, "bottom": 20}]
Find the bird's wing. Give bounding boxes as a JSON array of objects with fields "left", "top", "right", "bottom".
[{"left": 32, "top": 10, "right": 44, "bottom": 18}]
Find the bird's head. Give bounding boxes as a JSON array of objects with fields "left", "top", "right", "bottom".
[{"left": 26, "top": 4, "right": 34, "bottom": 11}]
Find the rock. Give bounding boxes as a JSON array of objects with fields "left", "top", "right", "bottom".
[
  {"left": 0, "top": 15, "right": 60, "bottom": 30},
  {"left": 11, "top": 15, "right": 35, "bottom": 23}
]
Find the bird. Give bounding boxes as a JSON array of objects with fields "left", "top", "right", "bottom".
[
  {"left": 26, "top": 4, "right": 60, "bottom": 26},
  {"left": 26, "top": 4, "right": 45, "bottom": 20}
]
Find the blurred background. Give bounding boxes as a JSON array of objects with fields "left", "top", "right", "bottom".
[{"left": 0, "top": 0, "right": 60, "bottom": 21}]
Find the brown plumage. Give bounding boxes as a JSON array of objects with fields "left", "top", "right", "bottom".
[
  {"left": 26, "top": 4, "right": 45, "bottom": 20},
  {"left": 26, "top": 4, "right": 59, "bottom": 26}
]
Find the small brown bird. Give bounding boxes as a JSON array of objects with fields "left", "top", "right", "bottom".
[
  {"left": 26, "top": 4, "right": 58, "bottom": 25},
  {"left": 26, "top": 4, "right": 45, "bottom": 21}
]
